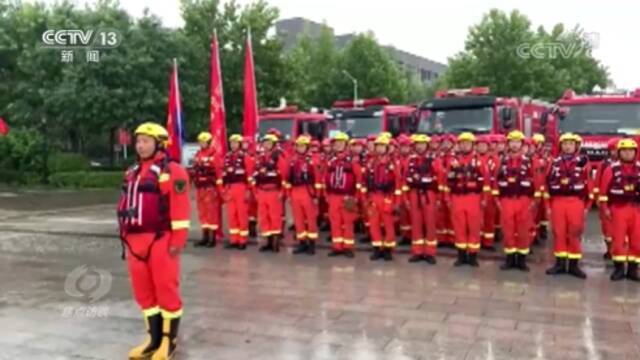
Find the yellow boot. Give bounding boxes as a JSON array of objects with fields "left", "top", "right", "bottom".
[
  {"left": 151, "top": 311, "right": 181, "bottom": 360},
  {"left": 129, "top": 308, "right": 162, "bottom": 360}
]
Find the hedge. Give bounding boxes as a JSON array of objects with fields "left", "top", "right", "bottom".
[
  {"left": 0, "top": 170, "right": 41, "bottom": 185},
  {"left": 48, "top": 171, "right": 123, "bottom": 188},
  {"left": 48, "top": 152, "right": 91, "bottom": 173}
]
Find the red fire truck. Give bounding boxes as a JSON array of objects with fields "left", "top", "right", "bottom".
[
  {"left": 417, "top": 87, "right": 557, "bottom": 142},
  {"left": 328, "top": 98, "right": 417, "bottom": 138},
  {"left": 258, "top": 106, "right": 328, "bottom": 141},
  {"left": 556, "top": 88, "right": 640, "bottom": 163}
]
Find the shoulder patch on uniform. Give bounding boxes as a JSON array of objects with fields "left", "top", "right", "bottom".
[{"left": 174, "top": 179, "right": 187, "bottom": 194}]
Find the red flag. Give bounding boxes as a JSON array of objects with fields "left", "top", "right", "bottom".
[
  {"left": 0, "top": 117, "right": 8, "bottom": 136},
  {"left": 242, "top": 28, "right": 258, "bottom": 140},
  {"left": 209, "top": 30, "right": 227, "bottom": 155},
  {"left": 166, "top": 58, "right": 184, "bottom": 162}
]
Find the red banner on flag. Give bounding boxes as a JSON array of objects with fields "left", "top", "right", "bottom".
[
  {"left": 166, "top": 59, "right": 184, "bottom": 162},
  {"left": 0, "top": 117, "right": 8, "bottom": 136},
  {"left": 209, "top": 31, "right": 227, "bottom": 156},
  {"left": 242, "top": 28, "right": 258, "bottom": 140}
]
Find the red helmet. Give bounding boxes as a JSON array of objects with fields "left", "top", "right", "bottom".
[
  {"left": 608, "top": 138, "right": 621, "bottom": 151},
  {"left": 441, "top": 134, "right": 456, "bottom": 143},
  {"left": 321, "top": 139, "right": 331, "bottom": 147},
  {"left": 430, "top": 135, "right": 441, "bottom": 143},
  {"left": 524, "top": 138, "right": 534, "bottom": 146},
  {"left": 367, "top": 134, "right": 377, "bottom": 142},
  {"left": 352, "top": 139, "right": 366, "bottom": 146},
  {"left": 242, "top": 135, "right": 254, "bottom": 143},
  {"left": 476, "top": 135, "right": 490, "bottom": 144},
  {"left": 267, "top": 128, "right": 282, "bottom": 138},
  {"left": 311, "top": 140, "right": 320, "bottom": 148},
  {"left": 494, "top": 134, "right": 507, "bottom": 143},
  {"left": 397, "top": 134, "right": 412, "bottom": 146}
]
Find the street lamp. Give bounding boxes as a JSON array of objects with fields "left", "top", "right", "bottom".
[{"left": 342, "top": 70, "right": 358, "bottom": 107}]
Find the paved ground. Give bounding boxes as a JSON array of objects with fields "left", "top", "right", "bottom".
[{"left": 1, "top": 189, "right": 639, "bottom": 360}]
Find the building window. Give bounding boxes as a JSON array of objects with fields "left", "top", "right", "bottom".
[{"left": 421, "top": 69, "right": 431, "bottom": 81}]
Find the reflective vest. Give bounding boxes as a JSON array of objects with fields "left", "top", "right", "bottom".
[
  {"left": 405, "top": 153, "right": 438, "bottom": 191},
  {"left": 223, "top": 151, "right": 247, "bottom": 184},
  {"left": 254, "top": 150, "right": 282, "bottom": 188},
  {"left": 288, "top": 154, "right": 315, "bottom": 186},
  {"left": 325, "top": 154, "right": 356, "bottom": 195},
  {"left": 496, "top": 154, "right": 535, "bottom": 197},
  {"left": 447, "top": 154, "right": 484, "bottom": 194},
  {"left": 117, "top": 157, "right": 171, "bottom": 234},
  {"left": 547, "top": 154, "right": 589, "bottom": 197},
  {"left": 365, "top": 156, "right": 396, "bottom": 194},
  {"left": 607, "top": 161, "right": 640, "bottom": 204},
  {"left": 192, "top": 148, "right": 216, "bottom": 188}
]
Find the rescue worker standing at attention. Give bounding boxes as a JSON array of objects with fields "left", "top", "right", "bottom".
[
  {"left": 191, "top": 131, "right": 220, "bottom": 248},
  {"left": 252, "top": 134, "right": 287, "bottom": 252},
  {"left": 594, "top": 138, "right": 621, "bottom": 260},
  {"left": 493, "top": 131, "right": 541, "bottom": 272},
  {"left": 283, "top": 135, "right": 321, "bottom": 255},
  {"left": 404, "top": 134, "right": 439, "bottom": 264},
  {"left": 326, "top": 132, "right": 361, "bottom": 258},
  {"left": 442, "top": 132, "right": 490, "bottom": 267},
  {"left": 598, "top": 138, "right": 640, "bottom": 282},
  {"left": 545, "top": 133, "right": 591, "bottom": 279},
  {"left": 363, "top": 134, "right": 403, "bottom": 261},
  {"left": 117, "top": 122, "right": 190, "bottom": 360},
  {"left": 220, "top": 134, "right": 253, "bottom": 250}
]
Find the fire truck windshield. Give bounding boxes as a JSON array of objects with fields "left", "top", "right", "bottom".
[
  {"left": 559, "top": 103, "right": 640, "bottom": 135},
  {"left": 418, "top": 107, "right": 493, "bottom": 134},
  {"left": 258, "top": 118, "right": 294, "bottom": 140},
  {"left": 332, "top": 116, "right": 383, "bottom": 138}
]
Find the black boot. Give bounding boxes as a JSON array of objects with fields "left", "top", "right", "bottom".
[
  {"left": 307, "top": 241, "right": 316, "bottom": 255},
  {"left": 383, "top": 248, "right": 393, "bottom": 261},
  {"left": 359, "top": 234, "right": 371, "bottom": 244},
  {"left": 545, "top": 257, "right": 567, "bottom": 275},
  {"left": 237, "top": 243, "right": 247, "bottom": 250},
  {"left": 153, "top": 315, "right": 180, "bottom": 360},
  {"left": 127, "top": 312, "right": 162, "bottom": 359},
  {"left": 370, "top": 247, "right": 383, "bottom": 261},
  {"left": 343, "top": 249, "right": 355, "bottom": 258},
  {"left": 424, "top": 255, "right": 437, "bottom": 265},
  {"left": 538, "top": 225, "right": 548, "bottom": 241},
  {"left": 259, "top": 236, "right": 274, "bottom": 252},
  {"left": 468, "top": 252, "right": 479, "bottom": 267},
  {"left": 610, "top": 261, "right": 626, "bottom": 281},
  {"left": 408, "top": 254, "right": 423, "bottom": 263},
  {"left": 249, "top": 221, "right": 257, "bottom": 238},
  {"left": 327, "top": 248, "right": 343, "bottom": 257},
  {"left": 224, "top": 241, "right": 237, "bottom": 249},
  {"left": 454, "top": 249, "right": 467, "bottom": 267},
  {"left": 500, "top": 254, "right": 515, "bottom": 271},
  {"left": 205, "top": 231, "right": 217, "bottom": 248},
  {"left": 568, "top": 259, "right": 587, "bottom": 279},
  {"left": 273, "top": 235, "right": 281, "bottom": 253},
  {"left": 293, "top": 240, "right": 309, "bottom": 255},
  {"left": 194, "top": 229, "right": 210, "bottom": 247},
  {"left": 627, "top": 262, "right": 640, "bottom": 282},
  {"left": 516, "top": 253, "right": 529, "bottom": 272}
]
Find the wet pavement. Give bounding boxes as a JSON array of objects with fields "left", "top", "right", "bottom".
[{"left": 1, "top": 189, "right": 640, "bottom": 359}]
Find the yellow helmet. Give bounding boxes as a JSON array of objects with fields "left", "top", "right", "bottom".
[
  {"left": 559, "top": 132, "right": 581, "bottom": 143},
  {"left": 229, "top": 134, "right": 243, "bottom": 143},
  {"left": 457, "top": 132, "right": 476, "bottom": 142},
  {"left": 332, "top": 131, "right": 349, "bottom": 142},
  {"left": 617, "top": 138, "right": 638, "bottom": 150},
  {"left": 374, "top": 135, "right": 391, "bottom": 145},
  {"left": 379, "top": 132, "right": 392, "bottom": 139},
  {"left": 506, "top": 130, "right": 525, "bottom": 142},
  {"left": 135, "top": 122, "right": 169, "bottom": 147},
  {"left": 532, "top": 133, "right": 545, "bottom": 144},
  {"left": 411, "top": 134, "right": 430, "bottom": 143},
  {"left": 261, "top": 134, "right": 278, "bottom": 143},
  {"left": 197, "top": 131, "right": 212, "bottom": 142},
  {"left": 295, "top": 135, "right": 311, "bottom": 146}
]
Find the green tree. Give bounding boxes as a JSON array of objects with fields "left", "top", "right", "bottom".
[{"left": 441, "top": 9, "right": 608, "bottom": 100}]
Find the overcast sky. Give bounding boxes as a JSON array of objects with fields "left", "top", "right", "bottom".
[{"left": 44, "top": 0, "right": 639, "bottom": 90}]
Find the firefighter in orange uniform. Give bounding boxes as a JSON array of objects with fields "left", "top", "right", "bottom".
[
  {"left": 349, "top": 138, "right": 368, "bottom": 237},
  {"left": 326, "top": 132, "right": 361, "bottom": 258},
  {"left": 242, "top": 135, "right": 258, "bottom": 237},
  {"left": 598, "top": 138, "right": 640, "bottom": 281},
  {"left": 493, "top": 131, "right": 541, "bottom": 271},
  {"left": 220, "top": 134, "right": 253, "bottom": 250},
  {"left": 443, "top": 132, "right": 490, "bottom": 267},
  {"left": 191, "top": 132, "right": 220, "bottom": 248},
  {"left": 436, "top": 134, "right": 457, "bottom": 246},
  {"left": 531, "top": 133, "right": 550, "bottom": 244},
  {"left": 545, "top": 133, "right": 591, "bottom": 279},
  {"left": 118, "top": 123, "right": 190, "bottom": 360},
  {"left": 363, "top": 134, "right": 403, "bottom": 261},
  {"left": 396, "top": 134, "right": 414, "bottom": 244},
  {"left": 283, "top": 135, "right": 321, "bottom": 255},
  {"left": 252, "top": 134, "right": 287, "bottom": 252},
  {"left": 476, "top": 135, "right": 498, "bottom": 250},
  {"left": 404, "top": 134, "right": 439, "bottom": 264},
  {"left": 594, "top": 138, "right": 621, "bottom": 259}
]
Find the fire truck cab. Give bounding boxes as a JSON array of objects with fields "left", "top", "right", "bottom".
[
  {"left": 556, "top": 88, "right": 640, "bottom": 163},
  {"left": 258, "top": 106, "right": 329, "bottom": 141},
  {"left": 417, "top": 87, "right": 556, "bottom": 143},
  {"left": 328, "top": 98, "right": 417, "bottom": 138}
]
